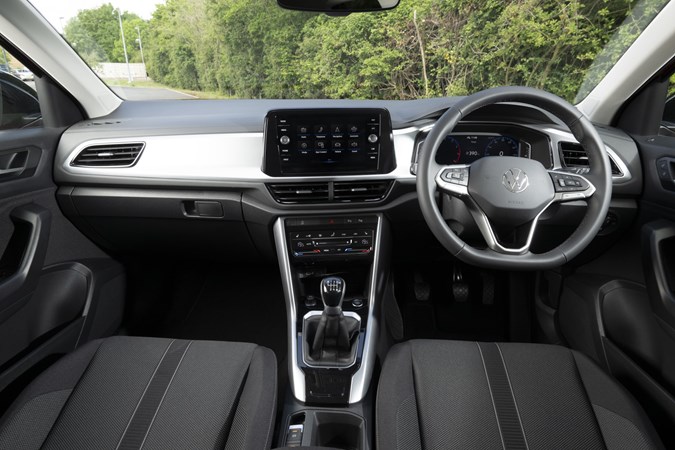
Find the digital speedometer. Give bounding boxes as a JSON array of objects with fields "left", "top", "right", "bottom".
[
  {"left": 435, "top": 134, "right": 521, "bottom": 164},
  {"left": 484, "top": 136, "right": 519, "bottom": 157}
]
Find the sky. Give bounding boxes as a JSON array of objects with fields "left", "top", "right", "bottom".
[{"left": 29, "top": 0, "right": 165, "bottom": 32}]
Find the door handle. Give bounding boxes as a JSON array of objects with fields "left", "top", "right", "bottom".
[
  {"left": 642, "top": 221, "right": 675, "bottom": 329},
  {"left": 0, "top": 150, "right": 28, "bottom": 179},
  {"left": 0, "top": 204, "right": 51, "bottom": 320},
  {"left": 656, "top": 157, "right": 675, "bottom": 191},
  {"left": 0, "top": 167, "right": 24, "bottom": 175}
]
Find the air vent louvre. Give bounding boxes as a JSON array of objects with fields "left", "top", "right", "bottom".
[
  {"left": 267, "top": 180, "right": 392, "bottom": 204},
  {"left": 268, "top": 183, "right": 330, "bottom": 204},
  {"left": 559, "top": 142, "right": 621, "bottom": 176},
  {"left": 333, "top": 180, "right": 392, "bottom": 202},
  {"left": 72, "top": 143, "right": 144, "bottom": 167}
]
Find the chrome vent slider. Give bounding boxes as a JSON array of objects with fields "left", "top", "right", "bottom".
[
  {"left": 333, "top": 181, "right": 392, "bottom": 202},
  {"left": 268, "top": 183, "right": 330, "bottom": 203},
  {"left": 71, "top": 142, "right": 145, "bottom": 167}
]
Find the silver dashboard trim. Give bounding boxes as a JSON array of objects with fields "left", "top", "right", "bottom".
[
  {"left": 56, "top": 122, "right": 631, "bottom": 186},
  {"left": 350, "top": 213, "right": 382, "bottom": 404},
  {"left": 58, "top": 131, "right": 417, "bottom": 184},
  {"left": 54, "top": 121, "right": 632, "bottom": 187},
  {"left": 273, "top": 218, "right": 306, "bottom": 402},
  {"left": 541, "top": 127, "right": 631, "bottom": 183}
]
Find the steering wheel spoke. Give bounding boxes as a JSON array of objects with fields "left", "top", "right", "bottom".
[
  {"left": 435, "top": 165, "right": 470, "bottom": 197},
  {"left": 548, "top": 170, "right": 596, "bottom": 202},
  {"left": 465, "top": 199, "right": 543, "bottom": 255}
]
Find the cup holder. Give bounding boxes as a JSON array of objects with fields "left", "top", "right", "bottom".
[
  {"left": 312, "top": 411, "right": 365, "bottom": 450},
  {"left": 284, "top": 409, "right": 367, "bottom": 449}
]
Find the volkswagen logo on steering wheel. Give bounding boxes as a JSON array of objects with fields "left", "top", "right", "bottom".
[{"left": 502, "top": 168, "right": 529, "bottom": 193}]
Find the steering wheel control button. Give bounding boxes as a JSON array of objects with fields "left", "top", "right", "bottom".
[
  {"left": 440, "top": 167, "right": 469, "bottom": 186},
  {"left": 550, "top": 172, "right": 589, "bottom": 192},
  {"left": 561, "top": 192, "right": 586, "bottom": 201}
]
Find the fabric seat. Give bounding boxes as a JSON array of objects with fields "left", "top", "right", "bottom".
[
  {"left": 377, "top": 340, "right": 663, "bottom": 450},
  {"left": 0, "top": 336, "right": 277, "bottom": 450}
]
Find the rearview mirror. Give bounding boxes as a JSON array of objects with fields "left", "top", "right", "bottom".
[{"left": 277, "top": 0, "right": 399, "bottom": 14}]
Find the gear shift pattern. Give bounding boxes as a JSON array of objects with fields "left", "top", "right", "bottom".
[{"left": 321, "top": 276, "right": 345, "bottom": 312}]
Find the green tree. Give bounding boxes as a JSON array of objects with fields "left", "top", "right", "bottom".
[
  {"left": 64, "top": 3, "right": 144, "bottom": 66},
  {"left": 145, "top": 0, "right": 202, "bottom": 90},
  {"left": 134, "top": 0, "right": 666, "bottom": 101}
]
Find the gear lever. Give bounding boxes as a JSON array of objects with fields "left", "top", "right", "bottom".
[
  {"left": 321, "top": 276, "right": 346, "bottom": 312},
  {"left": 309, "top": 276, "right": 359, "bottom": 363}
]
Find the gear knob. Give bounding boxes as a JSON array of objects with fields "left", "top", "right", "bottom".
[{"left": 320, "top": 276, "right": 346, "bottom": 309}]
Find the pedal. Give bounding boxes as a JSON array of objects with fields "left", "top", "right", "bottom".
[
  {"left": 413, "top": 271, "right": 430, "bottom": 301},
  {"left": 452, "top": 265, "right": 469, "bottom": 302},
  {"left": 481, "top": 272, "right": 495, "bottom": 305}
]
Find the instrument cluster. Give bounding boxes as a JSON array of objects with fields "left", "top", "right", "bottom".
[{"left": 436, "top": 134, "right": 531, "bottom": 165}]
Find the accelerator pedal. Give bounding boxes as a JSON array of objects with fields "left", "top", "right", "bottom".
[
  {"left": 413, "top": 271, "right": 430, "bottom": 301},
  {"left": 452, "top": 265, "right": 469, "bottom": 302},
  {"left": 481, "top": 272, "right": 495, "bottom": 305}
]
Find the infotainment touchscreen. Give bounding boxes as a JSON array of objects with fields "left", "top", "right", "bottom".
[{"left": 263, "top": 108, "right": 395, "bottom": 176}]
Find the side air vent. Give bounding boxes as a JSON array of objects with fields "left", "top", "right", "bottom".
[
  {"left": 268, "top": 183, "right": 330, "bottom": 204},
  {"left": 559, "top": 142, "right": 622, "bottom": 176},
  {"left": 71, "top": 143, "right": 144, "bottom": 167},
  {"left": 333, "top": 180, "right": 392, "bottom": 202}
]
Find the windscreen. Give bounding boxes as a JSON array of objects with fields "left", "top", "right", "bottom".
[{"left": 29, "top": 0, "right": 669, "bottom": 102}]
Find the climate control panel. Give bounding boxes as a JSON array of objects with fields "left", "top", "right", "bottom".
[{"left": 285, "top": 216, "right": 377, "bottom": 260}]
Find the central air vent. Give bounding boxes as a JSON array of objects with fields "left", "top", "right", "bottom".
[
  {"left": 71, "top": 143, "right": 144, "bottom": 167},
  {"left": 333, "top": 180, "right": 392, "bottom": 202},
  {"left": 267, "top": 180, "right": 393, "bottom": 204},
  {"left": 268, "top": 183, "right": 330, "bottom": 204},
  {"left": 559, "top": 142, "right": 622, "bottom": 176}
]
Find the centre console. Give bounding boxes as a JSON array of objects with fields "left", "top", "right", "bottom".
[
  {"left": 274, "top": 213, "right": 388, "bottom": 448},
  {"left": 275, "top": 214, "right": 381, "bottom": 402},
  {"left": 268, "top": 108, "right": 394, "bottom": 449}
]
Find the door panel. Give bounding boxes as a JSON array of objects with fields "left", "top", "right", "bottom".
[
  {"left": 556, "top": 73, "right": 675, "bottom": 446},
  {"left": 0, "top": 91, "right": 125, "bottom": 406}
]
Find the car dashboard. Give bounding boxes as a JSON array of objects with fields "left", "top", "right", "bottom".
[{"left": 52, "top": 99, "right": 642, "bottom": 263}]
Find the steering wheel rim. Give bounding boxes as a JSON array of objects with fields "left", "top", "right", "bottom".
[{"left": 417, "top": 86, "right": 612, "bottom": 270}]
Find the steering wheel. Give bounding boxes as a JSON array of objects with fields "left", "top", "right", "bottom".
[{"left": 417, "top": 86, "right": 612, "bottom": 270}]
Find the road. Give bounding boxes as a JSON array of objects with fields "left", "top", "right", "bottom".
[
  {"left": 110, "top": 86, "right": 198, "bottom": 100},
  {"left": 24, "top": 81, "right": 196, "bottom": 101}
]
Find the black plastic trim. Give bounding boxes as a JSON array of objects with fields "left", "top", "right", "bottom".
[{"left": 0, "top": 203, "right": 51, "bottom": 321}]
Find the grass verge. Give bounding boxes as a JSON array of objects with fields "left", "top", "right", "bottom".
[{"left": 105, "top": 78, "right": 230, "bottom": 99}]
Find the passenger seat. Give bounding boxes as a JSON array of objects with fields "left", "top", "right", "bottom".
[
  {"left": 0, "top": 336, "right": 277, "bottom": 450},
  {"left": 377, "top": 340, "right": 664, "bottom": 449}
]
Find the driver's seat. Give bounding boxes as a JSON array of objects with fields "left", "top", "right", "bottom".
[{"left": 376, "top": 340, "right": 663, "bottom": 450}]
